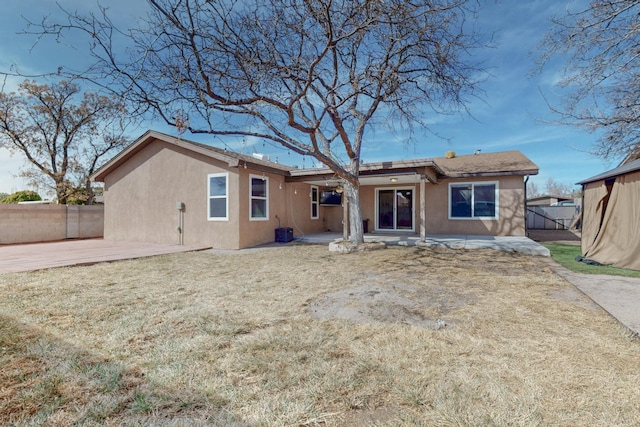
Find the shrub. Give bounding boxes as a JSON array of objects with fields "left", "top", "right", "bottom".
[{"left": 1, "top": 190, "right": 42, "bottom": 204}]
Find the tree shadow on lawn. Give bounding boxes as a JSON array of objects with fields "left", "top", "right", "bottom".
[{"left": 0, "top": 314, "right": 245, "bottom": 426}]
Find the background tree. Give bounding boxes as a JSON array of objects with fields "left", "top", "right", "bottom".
[
  {"left": 527, "top": 178, "right": 579, "bottom": 199},
  {"left": 0, "top": 80, "right": 129, "bottom": 204},
  {"left": 539, "top": 0, "right": 640, "bottom": 160},
  {"left": 0, "top": 190, "right": 41, "bottom": 204},
  {"left": 544, "top": 178, "right": 577, "bottom": 198},
  {"left": 526, "top": 180, "right": 541, "bottom": 198},
  {"left": 31, "top": 0, "right": 483, "bottom": 242}
]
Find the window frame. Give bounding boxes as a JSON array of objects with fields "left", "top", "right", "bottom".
[
  {"left": 448, "top": 181, "right": 499, "bottom": 220},
  {"left": 310, "top": 185, "right": 319, "bottom": 219},
  {"left": 207, "top": 172, "right": 229, "bottom": 221},
  {"left": 249, "top": 174, "right": 269, "bottom": 221}
]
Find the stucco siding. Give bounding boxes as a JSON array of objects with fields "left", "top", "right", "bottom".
[
  {"left": 283, "top": 184, "right": 342, "bottom": 236},
  {"left": 103, "top": 140, "right": 242, "bottom": 249},
  {"left": 237, "top": 170, "right": 288, "bottom": 248},
  {"left": 424, "top": 175, "right": 526, "bottom": 236}
]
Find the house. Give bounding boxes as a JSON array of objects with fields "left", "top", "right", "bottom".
[
  {"left": 91, "top": 130, "right": 539, "bottom": 250},
  {"left": 527, "top": 195, "right": 574, "bottom": 206},
  {"left": 577, "top": 158, "right": 640, "bottom": 270}
]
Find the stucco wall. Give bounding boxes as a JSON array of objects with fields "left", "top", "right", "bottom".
[
  {"left": 0, "top": 205, "right": 104, "bottom": 244},
  {"left": 354, "top": 176, "right": 525, "bottom": 236},
  {"left": 103, "top": 140, "right": 244, "bottom": 249},
  {"left": 100, "top": 139, "right": 527, "bottom": 249},
  {"left": 237, "top": 170, "right": 292, "bottom": 248},
  {"left": 425, "top": 175, "right": 526, "bottom": 236},
  {"left": 282, "top": 184, "right": 342, "bottom": 237}
]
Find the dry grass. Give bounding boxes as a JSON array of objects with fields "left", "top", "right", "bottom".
[{"left": 0, "top": 245, "right": 639, "bottom": 426}]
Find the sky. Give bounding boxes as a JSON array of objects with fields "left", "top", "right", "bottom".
[{"left": 0, "top": 0, "right": 619, "bottom": 196}]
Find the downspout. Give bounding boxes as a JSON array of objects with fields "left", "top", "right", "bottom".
[
  {"left": 524, "top": 175, "right": 529, "bottom": 237},
  {"left": 580, "top": 183, "right": 585, "bottom": 245}
]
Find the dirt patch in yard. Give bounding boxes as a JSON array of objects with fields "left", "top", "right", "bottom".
[
  {"left": 309, "top": 244, "right": 600, "bottom": 329},
  {"left": 309, "top": 282, "right": 472, "bottom": 330}
]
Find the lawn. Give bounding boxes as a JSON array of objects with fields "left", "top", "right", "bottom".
[
  {"left": 1, "top": 245, "right": 639, "bottom": 426},
  {"left": 543, "top": 243, "right": 640, "bottom": 278}
]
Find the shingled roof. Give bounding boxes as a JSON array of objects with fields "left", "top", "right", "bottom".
[
  {"left": 92, "top": 130, "right": 538, "bottom": 182},
  {"left": 91, "top": 130, "right": 294, "bottom": 182},
  {"left": 432, "top": 150, "right": 538, "bottom": 177}
]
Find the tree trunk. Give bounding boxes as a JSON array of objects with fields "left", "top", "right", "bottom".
[
  {"left": 55, "top": 181, "right": 68, "bottom": 205},
  {"left": 343, "top": 180, "right": 364, "bottom": 244},
  {"left": 85, "top": 180, "right": 95, "bottom": 205}
]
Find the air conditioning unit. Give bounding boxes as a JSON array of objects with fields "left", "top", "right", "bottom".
[{"left": 275, "top": 227, "right": 293, "bottom": 243}]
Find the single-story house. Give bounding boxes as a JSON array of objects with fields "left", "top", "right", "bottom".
[
  {"left": 527, "top": 195, "right": 574, "bottom": 206},
  {"left": 91, "top": 130, "right": 539, "bottom": 250},
  {"left": 577, "top": 158, "right": 640, "bottom": 270}
]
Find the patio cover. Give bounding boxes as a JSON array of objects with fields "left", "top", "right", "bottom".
[{"left": 581, "top": 169, "right": 640, "bottom": 270}]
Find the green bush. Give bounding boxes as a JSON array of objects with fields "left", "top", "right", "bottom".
[{"left": 1, "top": 190, "right": 42, "bottom": 204}]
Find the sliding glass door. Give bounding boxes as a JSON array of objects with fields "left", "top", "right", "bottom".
[{"left": 377, "top": 188, "right": 413, "bottom": 231}]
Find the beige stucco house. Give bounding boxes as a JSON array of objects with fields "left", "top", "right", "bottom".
[{"left": 91, "top": 130, "right": 539, "bottom": 249}]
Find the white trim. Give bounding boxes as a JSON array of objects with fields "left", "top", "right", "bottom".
[
  {"left": 374, "top": 186, "right": 415, "bottom": 232},
  {"left": 448, "top": 181, "right": 499, "bottom": 220},
  {"left": 310, "top": 185, "right": 319, "bottom": 219},
  {"left": 249, "top": 174, "right": 269, "bottom": 221},
  {"left": 207, "top": 172, "right": 229, "bottom": 221}
]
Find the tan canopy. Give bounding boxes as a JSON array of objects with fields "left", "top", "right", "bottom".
[{"left": 581, "top": 170, "right": 640, "bottom": 271}]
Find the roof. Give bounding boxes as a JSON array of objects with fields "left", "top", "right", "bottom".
[
  {"left": 91, "top": 130, "right": 294, "bottom": 181},
  {"left": 577, "top": 158, "right": 640, "bottom": 185},
  {"left": 92, "top": 130, "right": 539, "bottom": 183},
  {"left": 432, "top": 150, "right": 538, "bottom": 177},
  {"left": 291, "top": 150, "right": 537, "bottom": 179}
]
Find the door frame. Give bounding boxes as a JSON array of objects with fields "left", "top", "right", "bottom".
[{"left": 374, "top": 186, "right": 415, "bottom": 232}]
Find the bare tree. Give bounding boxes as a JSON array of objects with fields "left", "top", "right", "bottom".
[
  {"left": 526, "top": 180, "right": 541, "bottom": 198},
  {"left": 0, "top": 80, "right": 129, "bottom": 204},
  {"left": 539, "top": 0, "right": 640, "bottom": 160},
  {"left": 29, "top": 0, "right": 483, "bottom": 242},
  {"left": 544, "top": 178, "right": 576, "bottom": 198}
]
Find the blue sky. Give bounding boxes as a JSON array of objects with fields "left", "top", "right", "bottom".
[{"left": 0, "top": 0, "right": 618, "bottom": 195}]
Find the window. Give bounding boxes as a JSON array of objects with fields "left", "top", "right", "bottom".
[
  {"left": 250, "top": 174, "right": 268, "bottom": 220},
  {"left": 449, "top": 182, "right": 498, "bottom": 219},
  {"left": 208, "top": 173, "right": 228, "bottom": 220},
  {"left": 310, "top": 186, "right": 319, "bottom": 219}
]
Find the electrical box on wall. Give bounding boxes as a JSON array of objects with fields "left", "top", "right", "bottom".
[{"left": 176, "top": 202, "right": 185, "bottom": 211}]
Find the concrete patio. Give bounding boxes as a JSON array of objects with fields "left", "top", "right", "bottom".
[
  {"left": 0, "top": 232, "right": 549, "bottom": 275},
  {"left": 0, "top": 239, "right": 210, "bottom": 274},
  {"left": 295, "top": 232, "right": 551, "bottom": 256}
]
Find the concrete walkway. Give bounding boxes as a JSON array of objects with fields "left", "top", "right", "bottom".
[
  {"left": 544, "top": 259, "right": 640, "bottom": 338},
  {"left": 0, "top": 239, "right": 210, "bottom": 274}
]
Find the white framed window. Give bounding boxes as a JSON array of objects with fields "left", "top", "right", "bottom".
[
  {"left": 208, "top": 173, "right": 228, "bottom": 221},
  {"left": 310, "top": 186, "right": 319, "bottom": 219},
  {"left": 250, "top": 174, "right": 269, "bottom": 220},
  {"left": 449, "top": 181, "right": 498, "bottom": 220}
]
